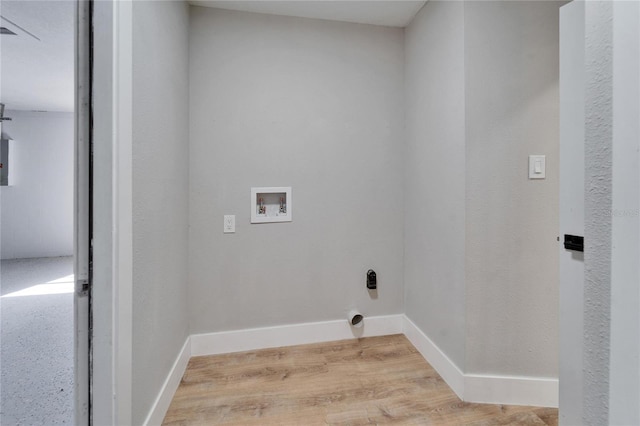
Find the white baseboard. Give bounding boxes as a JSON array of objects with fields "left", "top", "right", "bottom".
[
  {"left": 191, "top": 314, "right": 404, "bottom": 356},
  {"left": 402, "top": 315, "right": 558, "bottom": 408},
  {"left": 143, "top": 337, "right": 192, "bottom": 426},
  {"left": 402, "top": 316, "right": 465, "bottom": 398},
  {"left": 464, "top": 374, "right": 558, "bottom": 408},
  {"left": 145, "top": 313, "right": 557, "bottom": 425}
]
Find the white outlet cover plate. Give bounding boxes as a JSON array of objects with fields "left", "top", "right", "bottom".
[{"left": 224, "top": 215, "right": 235, "bottom": 233}]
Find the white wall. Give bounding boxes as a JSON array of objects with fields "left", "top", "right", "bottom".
[
  {"left": 0, "top": 111, "right": 73, "bottom": 259},
  {"left": 404, "top": 0, "right": 467, "bottom": 370},
  {"left": 464, "top": 1, "right": 560, "bottom": 378},
  {"left": 132, "top": 1, "right": 190, "bottom": 424},
  {"left": 404, "top": 0, "right": 560, "bottom": 381},
  {"left": 188, "top": 7, "right": 405, "bottom": 334}
]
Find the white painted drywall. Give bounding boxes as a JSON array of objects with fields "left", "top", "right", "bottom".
[
  {"left": 464, "top": 1, "right": 560, "bottom": 378},
  {"left": 404, "top": 1, "right": 560, "bottom": 380},
  {"left": 559, "top": 1, "right": 585, "bottom": 423},
  {"left": 132, "top": 1, "right": 190, "bottom": 424},
  {"left": 0, "top": 0, "right": 75, "bottom": 112},
  {"left": 192, "top": 1, "right": 426, "bottom": 28},
  {"left": 0, "top": 111, "right": 73, "bottom": 259},
  {"left": 404, "top": 0, "right": 467, "bottom": 371},
  {"left": 188, "top": 7, "right": 404, "bottom": 334}
]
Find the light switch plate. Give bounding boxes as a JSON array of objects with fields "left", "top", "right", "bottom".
[
  {"left": 223, "top": 215, "right": 235, "bottom": 233},
  {"left": 529, "top": 155, "right": 546, "bottom": 179}
]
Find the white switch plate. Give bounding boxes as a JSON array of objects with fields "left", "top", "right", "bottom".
[
  {"left": 529, "top": 155, "right": 546, "bottom": 179},
  {"left": 223, "top": 215, "right": 235, "bottom": 233}
]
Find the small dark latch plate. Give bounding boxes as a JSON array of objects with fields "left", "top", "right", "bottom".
[
  {"left": 367, "top": 269, "right": 377, "bottom": 290},
  {"left": 564, "top": 234, "right": 584, "bottom": 252}
]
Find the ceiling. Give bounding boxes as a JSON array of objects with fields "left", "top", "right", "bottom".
[
  {"left": 191, "top": 1, "right": 426, "bottom": 27},
  {"left": 0, "top": 1, "right": 425, "bottom": 112},
  {"left": 1, "top": 0, "right": 75, "bottom": 112}
]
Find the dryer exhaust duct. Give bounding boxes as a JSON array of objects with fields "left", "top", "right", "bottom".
[{"left": 348, "top": 310, "right": 363, "bottom": 328}]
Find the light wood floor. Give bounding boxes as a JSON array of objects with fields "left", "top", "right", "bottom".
[{"left": 163, "top": 334, "right": 558, "bottom": 425}]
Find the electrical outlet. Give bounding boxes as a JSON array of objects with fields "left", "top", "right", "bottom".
[{"left": 223, "top": 215, "right": 235, "bottom": 233}]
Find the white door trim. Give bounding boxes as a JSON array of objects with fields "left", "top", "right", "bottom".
[
  {"left": 91, "top": 0, "right": 133, "bottom": 424},
  {"left": 113, "top": 0, "right": 133, "bottom": 424}
]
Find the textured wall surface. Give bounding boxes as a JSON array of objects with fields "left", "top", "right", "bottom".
[
  {"left": 404, "top": 0, "right": 467, "bottom": 370},
  {"left": 583, "top": 2, "right": 612, "bottom": 424},
  {"left": 1, "top": 111, "right": 73, "bottom": 259},
  {"left": 131, "top": 1, "right": 190, "bottom": 424},
  {"left": 188, "top": 8, "right": 405, "bottom": 334},
  {"left": 464, "top": 1, "right": 560, "bottom": 377}
]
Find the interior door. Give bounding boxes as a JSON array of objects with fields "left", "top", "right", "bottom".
[{"left": 559, "top": 1, "right": 585, "bottom": 424}]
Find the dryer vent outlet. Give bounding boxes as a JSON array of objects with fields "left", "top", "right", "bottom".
[{"left": 348, "top": 310, "right": 363, "bottom": 328}]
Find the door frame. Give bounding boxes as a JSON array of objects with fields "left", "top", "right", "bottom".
[
  {"left": 90, "top": 0, "right": 133, "bottom": 424},
  {"left": 74, "top": 0, "right": 91, "bottom": 423},
  {"left": 558, "top": 1, "right": 586, "bottom": 423}
]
